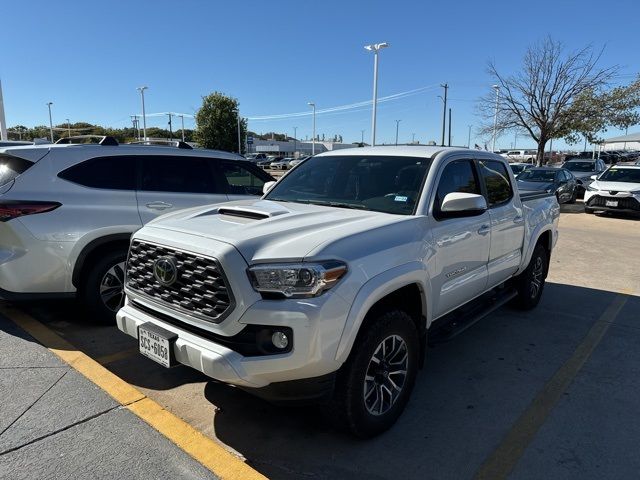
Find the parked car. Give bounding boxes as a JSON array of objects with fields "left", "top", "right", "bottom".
[
  {"left": 516, "top": 167, "right": 578, "bottom": 204},
  {"left": 562, "top": 158, "right": 607, "bottom": 196},
  {"left": 584, "top": 165, "right": 640, "bottom": 215},
  {"left": 116, "top": 146, "right": 559, "bottom": 437},
  {"left": 0, "top": 137, "right": 274, "bottom": 323},
  {"left": 500, "top": 149, "right": 537, "bottom": 162},
  {"left": 270, "top": 157, "right": 294, "bottom": 170},
  {"left": 509, "top": 162, "right": 534, "bottom": 178},
  {"left": 244, "top": 153, "right": 268, "bottom": 162},
  {"left": 257, "top": 157, "right": 274, "bottom": 168},
  {"left": 288, "top": 156, "right": 311, "bottom": 168}
]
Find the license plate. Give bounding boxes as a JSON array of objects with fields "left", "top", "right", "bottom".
[
  {"left": 605, "top": 200, "right": 618, "bottom": 207},
  {"left": 138, "top": 323, "right": 177, "bottom": 368}
]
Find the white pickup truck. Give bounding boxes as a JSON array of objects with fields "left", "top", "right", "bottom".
[{"left": 116, "top": 146, "right": 559, "bottom": 437}]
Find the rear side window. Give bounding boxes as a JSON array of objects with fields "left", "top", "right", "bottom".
[
  {"left": 59, "top": 156, "right": 136, "bottom": 190},
  {"left": 140, "top": 156, "right": 221, "bottom": 193},
  {"left": 479, "top": 160, "right": 513, "bottom": 206},
  {"left": 219, "top": 163, "right": 265, "bottom": 196},
  {"left": 434, "top": 159, "right": 481, "bottom": 219},
  {"left": 0, "top": 154, "right": 34, "bottom": 187}
]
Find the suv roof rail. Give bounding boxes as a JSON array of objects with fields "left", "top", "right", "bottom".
[
  {"left": 126, "top": 140, "right": 194, "bottom": 150},
  {"left": 55, "top": 135, "right": 119, "bottom": 146}
]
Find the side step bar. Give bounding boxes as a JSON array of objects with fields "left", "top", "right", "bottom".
[{"left": 429, "top": 286, "right": 518, "bottom": 344}]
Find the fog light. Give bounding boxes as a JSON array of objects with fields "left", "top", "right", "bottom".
[{"left": 271, "top": 331, "right": 289, "bottom": 349}]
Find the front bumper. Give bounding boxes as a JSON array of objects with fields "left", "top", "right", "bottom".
[
  {"left": 584, "top": 193, "right": 640, "bottom": 214},
  {"left": 116, "top": 290, "right": 350, "bottom": 389}
]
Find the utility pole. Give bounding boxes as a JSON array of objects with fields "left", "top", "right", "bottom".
[
  {"left": 491, "top": 85, "right": 500, "bottom": 152},
  {"left": 0, "top": 78, "right": 7, "bottom": 141},
  {"left": 293, "top": 126, "right": 297, "bottom": 155},
  {"left": 46, "top": 102, "right": 54, "bottom": 142},
  {"left": 308, "top": 102, "right": 316, "bottom": 155},
  {"left": 237, "top": 111, "right": 242, "bottom": 154},
  {"left": 137, "top": 86, "right": 148, "bottom": 141},
  {"left": 440, "top": 83, "right": 448, "bottom": 146},
  {"left": 167, "top": 113, "right": 173, "bottom": 141},
  {"left": 448, "top": 108, "right": 452, "bottom": 146},
  {"left": 395, "top": 120, "right": 401, "bottom": 145},
  {"left": 412, "top": 133, "right": 415, "bottom": 144},
  {"left": 361, "top": 129, "right": 365, "bottom": 145},
  {"left": 66, "top": 118, "right": 71, "bottom": 138},
  {"left": 179, "top": 114, "right": 185, "bottom": 142},
  {"left": 467, "top": 125, "right": 472, "bottom": 148}
]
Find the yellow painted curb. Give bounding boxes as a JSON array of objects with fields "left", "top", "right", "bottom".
[{"left": 0, "top": 303, "right": 267, "bottom": 480}]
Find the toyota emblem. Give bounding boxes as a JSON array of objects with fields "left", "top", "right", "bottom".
[{"left": 153, "top": 256, "right": 178, "bottom": 286}]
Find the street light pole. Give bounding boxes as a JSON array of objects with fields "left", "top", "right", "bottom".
[
  {"left": 364, "top": 42, "right": 389, "bottom": 146},
  {"left": 412, "top": 133, "right": 416, "bottom": 144},
  {"left": 236, "top": 111, "right": 242, "bottom": 154},
  {"left": 448, "top": 108, "right": 452, "bottom": 146},
  {"left": 308, "top": 102, "right": 316, "bottom": 155},
  {"left": 293, "top": 126, "right": 297, "bottom": 155},
  {"left": 46, "top": 102, "right": 54, "bottom": 142},
  {"left": 179, "top": 115, "right": 185, "bottom": 142},
  {"left": 492, "top": 84, "right": 500, "bottom": 152},
  {"left": 361, "top": 129, "right": 365, "bottom": 145},
  {"left": 167, "top": 113, "right": 173, "bottom": 141},
  {"left": 137, "top": 86, "right": 148, "bottom": 141},
  {"left": 440, "top": 83, "right": 448, "bottom": 146},
  {"left": 395, "top": 119, "right": 401, "bottom": 145},
  {"left": 66, "top": 118, "right": 71, "bottom": 138},
  {"left": 467, "top": 125, "right": 472, "bottom": 148}
]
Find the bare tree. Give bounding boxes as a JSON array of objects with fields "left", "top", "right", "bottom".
[{"left": 477, "top": 37, "right": 627, "bottom": 165}]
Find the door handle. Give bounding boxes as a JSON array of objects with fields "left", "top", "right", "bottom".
[
  {"left": 145, "top": 201, "right": 173, "bottom": 210},
  {"left": 478, "top": 224, "right": 491, "bottom": 235}
]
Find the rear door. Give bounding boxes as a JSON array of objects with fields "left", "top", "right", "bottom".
[
  {"left": 136, "top": 155, "right": 229, "bottom": 224},
  {"left": 429, "top": 158, "right": 491, "bottom": 318},
  {"left": 478, "top": 159, "right": 525, "bottom": 288}
]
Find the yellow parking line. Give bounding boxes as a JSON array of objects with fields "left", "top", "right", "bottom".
[
  {"left": 474, "top": 293, "right": 628, "bottom": 480},
  {"left": 0, "top": 303, "right": 266, "bottom": 480},
  {"left": 95, "top": 347, "right": 140, "bottom": 366}
]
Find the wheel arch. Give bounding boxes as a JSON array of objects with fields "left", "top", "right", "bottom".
[{"left": 71, "top": 233, "right": 133, "bottom": 289}]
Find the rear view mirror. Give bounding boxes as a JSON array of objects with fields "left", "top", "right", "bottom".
[
  {"left": 263, "top": 181, "right": 276, "bottom": 195},
  {"left": 590, "top": 175, "right": 597, "bottom": 181},
  {"left": 440, "top": 192, "right": 487, "bottom": 217}
]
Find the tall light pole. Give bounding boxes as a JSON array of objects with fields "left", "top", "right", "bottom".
[
  {"left": 308, "top": 102, "right": 316, "bottom": 155},
  {"left": 293, "top": 126, "right": 297, "bottom": 156},
  {"left": 491, "top": 84, "right": 500, "bottom": 152},
  {"left": 440, "top": 83, "right": 448, "bottom": 146},
  {"left": 137, "top": 86, "right": 148, "bottom": 141},
  {"left": 179, "top": 114, "right": 185, "bottom": 142},
  {"left": 0, "top": 78, "right": 7, "bottom": 141},
  {"left": 361, "top": 129, "right": 365, "bottom": 145},
  {"left": 66, "top": 118, "right": 71, "bottom": 138},
  {"left": 448, "top": 108, "right": 452, "bottom": 146},
  {"left": 412, "top": 133, "right": 416, "bottom": 144},
  {"left": 364, "top": 42, "right": 389, "bottom": 146},
  {"left": 46, "top": 102, "right": 54, "bottom": 142},
  {"left": 395, "top": 119, "right": 401, "bottom": 146},
  {"left": 467, "top": 125, "right": 472, "bottom": 148},
  {"left": 514, "top": 130, "right": 518, "bottom": 149},
  {"left": 236, "top": 110, "right": 242, "bottom": 154}
]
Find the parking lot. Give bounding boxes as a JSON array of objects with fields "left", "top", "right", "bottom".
[{"left": 0, "top": 202, "right": 637, "bottom": 479}]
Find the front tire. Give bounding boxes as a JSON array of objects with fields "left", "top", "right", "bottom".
[
  {"left": 513, "top": 244, "right": 549, "bottom": 310},
  {"left": 325, "top": 310, "right": 419, "bottom": 438},
  {"left": 79, "top": 250, "right": 127, "bottom": 324}
]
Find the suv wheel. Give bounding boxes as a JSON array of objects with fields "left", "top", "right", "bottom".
[
  {"left": 512, "top": 243, "right": 548, "bottom": 310},
  {"left": 325, "top": 310, "right": 419, "bottom": 438},
  {"left": 80, "top": 250, "right": 127, "bottom": 324}
]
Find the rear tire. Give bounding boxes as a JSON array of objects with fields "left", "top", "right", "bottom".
[
  {"left": 324, "top": 310, "right": 419, "bottom": 438},
  {"left": 568, "top": 188, "right": 577, "bottom": 204},
  {"left": 512, "top": 244, "right": 549, "bottom": 310},
  {"left": 79, "top": 250, "right": 127, "bottom": 324}
]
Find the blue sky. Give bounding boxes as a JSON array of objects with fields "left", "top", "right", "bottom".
[{"left": 1, "top": 0, "right": 638, "bottom": 149}]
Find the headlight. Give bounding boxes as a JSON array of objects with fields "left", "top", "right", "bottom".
[
  {"left": 630, "top": 190, "right": 640, "bottom": 195},
  {"left": 586, "top": 184, "right": 599, "bottom": 191},
  {"left": 248, "top": 261, "right": 347, "bottom": 298}
]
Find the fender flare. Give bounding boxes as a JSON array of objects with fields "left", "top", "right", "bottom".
[
  {"left": 518, "top": 226, "right": 555, "bottom": 276},
  {"left": 334, "top": 262, "right": 431, "bottom": 364},
  {"left": 71, "top": 231, "right": 135, "bottom": 288}
]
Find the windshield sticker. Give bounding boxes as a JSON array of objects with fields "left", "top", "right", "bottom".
[{"left": 394, "top": 196, "right": 408, "bottom": 202}]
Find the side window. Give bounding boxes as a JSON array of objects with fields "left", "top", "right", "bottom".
[
  {"left": 219, "top": 163, "right": 266, "bottom": 196},
  {"left": 434, "top": 160, "right": 481, "bottom": 219},
  {"left": 58, "top": 156, "right": 136, "bottom": 190},
  {"left": 479, "top": 160, "right": 513, "bottom": 207},
  {"left": 140, "top": 156, "right": 220, "bottom": 193}
]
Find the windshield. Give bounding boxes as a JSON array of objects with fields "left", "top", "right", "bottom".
[
  {"left": 517, "top": 170, "right": 557, "bottom": 182},
  {"left": 564, "top": 161, "right": 595, "bottom": 172},
  {"left": 597, "top": 168, "right": 640, "bottom": 183},
  {"left": 265, "top": 155, "right": 432, "bottom": 214}
]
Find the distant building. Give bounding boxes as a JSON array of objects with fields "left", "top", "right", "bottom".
[{"left": 250, "top": 138, "right": 358, "bottom": 157}]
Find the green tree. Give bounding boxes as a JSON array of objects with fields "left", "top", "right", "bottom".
[
  {"left": 477, "top": 37, "right": 640, "bottom": 165},
  {"left": 194, "top": 92, "right": 246, "bottom": 152}
]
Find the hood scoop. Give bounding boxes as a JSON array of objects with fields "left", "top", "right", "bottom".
[{"left": 215, "top": 202, "right": 291, "bottom": 220}]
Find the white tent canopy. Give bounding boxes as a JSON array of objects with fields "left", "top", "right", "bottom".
[{"left": 601, "top": 131, "right": 640, "bottom": 144}]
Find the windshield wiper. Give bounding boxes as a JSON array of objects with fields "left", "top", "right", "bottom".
[{"left": 288, "top": 199, "right": 370, "bottom": 211}]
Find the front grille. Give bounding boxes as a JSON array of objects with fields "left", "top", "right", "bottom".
[
  {"left": 126, "top": 240, "right": 234, "bottom": 322},
  {"left": 587, "top": 195, "right": 640, "bottom": 211}
]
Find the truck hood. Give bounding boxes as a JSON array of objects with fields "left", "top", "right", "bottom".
[
  {"left": 590, "top": 180, "right": 640, "bottom": 192},
  {"left": 145, "top": 199, "right": 419, "bottom": 263}
]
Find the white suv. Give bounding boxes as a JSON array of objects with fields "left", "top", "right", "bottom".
[{"left": 0, "top": 137, "right": 273, "bottom": 322}]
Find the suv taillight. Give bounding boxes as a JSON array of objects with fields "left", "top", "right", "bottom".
[{"left": 0, "top": 201, "right": 61, "bottom": 222}]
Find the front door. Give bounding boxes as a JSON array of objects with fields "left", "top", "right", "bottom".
[{"left": 429, "top": 158, "right": 491, "bottom": 318}]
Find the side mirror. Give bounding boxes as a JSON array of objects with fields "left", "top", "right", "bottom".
[
  {"left": 263, "top": 181, "right": 276, "bottom": 195},
  {"left": 590, "top": 175, "right": 597, "bottom": 181},
  {"left": 440, "top": 192, "right": 487, "bottom": 217}
]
